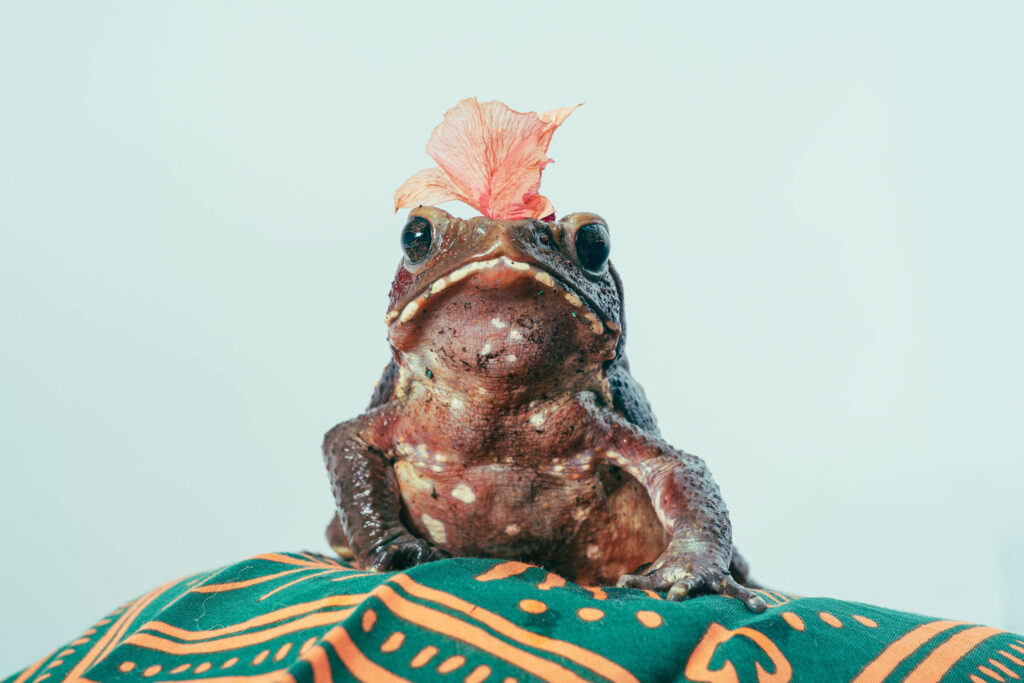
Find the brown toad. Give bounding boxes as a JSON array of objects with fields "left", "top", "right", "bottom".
[
  {"left": 322, "top": 204, "right": 764, "bottom": 612},
  {"left": 322, "top": 97, "right": 764, "bottom": 611}
]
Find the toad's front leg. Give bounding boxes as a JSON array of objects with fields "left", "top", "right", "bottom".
[
  {"left": 323, "top": 406, "right": 449, "bottom": 571},
  {"left": 577, "top": 394, "right": 766, "bottom": 613}
]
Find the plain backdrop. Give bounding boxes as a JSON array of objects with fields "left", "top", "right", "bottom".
[{"left": 2, "top": 0, "right": 1022, "bottom": 672}]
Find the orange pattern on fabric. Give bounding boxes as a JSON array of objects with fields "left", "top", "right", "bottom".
[
  {"left": 781, "top": 612, "right": 805, "bottom": 631},
  {"left": 259, "top": 570, "right": 342, "bottom": 601},
  {"left": 299, "top": 645, "right": 332, "bottom": 683},
  {"left": 819, "top": 612, "right": 843, "bottom": 628},
  {"left": 321, "top": 625, "right": 410, "bottom": 683},
  {"left": 190, "top": 569, "right": 308, "bottom": 593},
  {"left": 536, "top": 573, "right": 567, "bottom": 591},
  {"left": 389, "top": 574, "right": 639, "bottom": 683},
  {"left": 685, "top": 623, "right": 792, "bottom": 683},
  {"left": 65, "top": 576, "right": 183, "bottom": 681},
  {"left": 474, "top": 561, "right": 533, "bottom": 582},
  {"left": 851, "top": 620, "right": 968, "bottom": 683},
  {"left": 10, "top": 651, "right": 55, "bottom": 683},
  {"left": 904, "top": 626, "right": 1006, "bottom": 683},
  {"left": 371, "top": 583, "right": 593, "bottom": 683},
  {"left": 123, "top": 610, "right": 355, "bottom": 654},
  {"left": 153, "top": 671, "right": 297, "bottom": 683},
  {"left": 11, "top": 551, "right": 1022, "bottom": 683},
  {"left": 138, "top": 595, "right": 364, "bottom": 641}
]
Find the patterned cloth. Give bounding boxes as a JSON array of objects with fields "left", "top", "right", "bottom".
[{"left": 5, "top": 552, "right": 1022, "bottom": 683}]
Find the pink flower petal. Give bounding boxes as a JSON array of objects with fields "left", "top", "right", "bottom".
[
  {"left": 394, "top": 98, "right": 580, "bottom": 219},
  {"left": 393, "top": 167, "right": 468, "bottom": 212}
]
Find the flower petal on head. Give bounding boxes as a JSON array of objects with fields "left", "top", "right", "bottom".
[
  {"left": 394, "top": 98, "right": 580, "bottom": 219},
  {"left": 393, "top": 167, "right": 470, "bottom": 210}
]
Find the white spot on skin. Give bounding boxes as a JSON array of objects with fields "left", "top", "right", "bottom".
[
  {"left": 430, "top": 465, "right": 444, "bottom": 473},
  {"left": 584, "top": 312, "right": 603, "bottom": 334},
  {"left": 480, "top": 341, "right": 493, "bottom": 355},
  {"left": 529, "top": 413, "right": 546, "bottom": 430},
  {"left": 534, "top": 271, "right": 555, "bottom": 287},
  {"left": 505, "top": 524, "right": 520, "bottom": 535},
  {"left": 505, "top": 354, "right": 517, "bottom": 363},
  {"left": 605, "top": 450, "right": 628, "bottom": 467},
  {"left": 434, "top": 453, "right": 447, "bottom": 462},
  {"left": 394, "top": 461, "right": 434, "bottom": 493},
  {"left": 564, "top": 293, "right": 583, "bottom": 308},
  {"left": 398, "top": 300, "right": 419, "bottom": 324},
  {"left": 586, "top": 544, "right": 601, "bottom": 559},
  {"left": 572, "top": 506, "right": 589, "bottom": 521},
  {"left": 421, "top": 514, "right": 447, "bottom": 544},
  {"left": 385, "top": 310, "right": 399, "bottom": 324},
  {"left": 490, "top": 317, "right": 507, "bottom": 329},
  {"left": 506, "top": 259, "right": 530, "bottom": 271},
  {"left": 394, "top": 366, "right": 412, "bottom": 400},
  {"left": 451, "top": 483, "right": 476, "bottom": 504},
  {"left": 450, "top": 397, "right": 464, "bottom": 412},
  {"left": 553, "top": 464, "right": 565, "bottom": 473},
  {"left": 447, "top": 260, "right": 490, "bottom": 284},
  {"left": 509, "top": 329, "right": 524, "bottom": 341}
]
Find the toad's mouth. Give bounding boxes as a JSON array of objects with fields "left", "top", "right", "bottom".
[{"left": 385, "top": 256, "right": 618, "bottom": 338}]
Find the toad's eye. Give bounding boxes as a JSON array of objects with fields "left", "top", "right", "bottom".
[
  {"left": 575, "top": 223, "right": 610, "bottom": 272},
  {"left": 401, "top": 216, "right": 432, "bottom": 263}
]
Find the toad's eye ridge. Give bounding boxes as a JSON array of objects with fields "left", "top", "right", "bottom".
[
  {"left": 575, "top": 223, "right": 610, "bottom": 272},
  {"left": 401, "top": 216, "right": 432, "bottom": 263}
]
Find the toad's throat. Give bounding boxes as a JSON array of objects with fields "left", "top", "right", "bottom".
[{"left": 385, "top": 255, "right": 617, "bottom": 337}]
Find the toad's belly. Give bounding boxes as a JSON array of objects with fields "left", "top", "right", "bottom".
[{"left": 394, "top": 459, "right": 669, "bottom": 584}]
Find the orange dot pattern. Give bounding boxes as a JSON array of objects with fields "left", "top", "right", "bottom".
[
  {"left": 465, "top": 665, "right": 492, "bottom": 683},
  {"left": 437, "top": 655, "right": 465, "bottom": 673},
  {"left": 819, "top": 612, "right": 843, "bottom": 628},
  {"left": 782, "top": 611, "right": 805, "bottom": 631},
  {"left": 636, "top": 610, "right": 663, "bottom": 628},
  {"left": 381, "top": 632, "right": 405, "bottom": 653},
  {"left": 362, "top": 608, "right": 377, "bottom": 633},
  {"left": 519, "top": 599, "right": 547, "bottom": 614},
  {"left": 410, "top": 645, "right": 438, "bottom": 668}
]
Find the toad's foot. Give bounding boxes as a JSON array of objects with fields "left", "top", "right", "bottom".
[
  {"left": 367, "top": 533, "right": 451, "bottom": 571},
  {"left": 617, "top": 552, "right": 766, "bottom": 613}
]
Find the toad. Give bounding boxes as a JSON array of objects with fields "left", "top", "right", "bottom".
[{"left": 322, "top": 98, "right": 765, "bottom": 611}]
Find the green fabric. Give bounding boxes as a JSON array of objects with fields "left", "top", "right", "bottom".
[{"left": 5, "top": 551, "right": 1022, "bottom": 683}]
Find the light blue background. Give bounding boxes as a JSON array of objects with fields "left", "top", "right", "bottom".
[{"left": 2, "top": 0, "right": 1022, "bottom": 671}]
